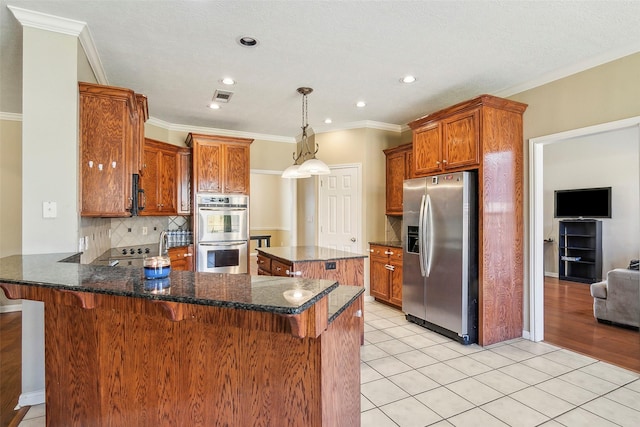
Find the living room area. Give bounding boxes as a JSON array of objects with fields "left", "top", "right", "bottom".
[{"left": 540, "top": 120, "right": 639, "bottom": 373}]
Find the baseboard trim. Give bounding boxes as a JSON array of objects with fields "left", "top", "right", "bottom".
[
  {"left": 0, "top": 303, "right": 22, "bottom": 313},
  {"left": 18, "top": 390, "right": 45, "bottom": 408},
  {"left": 545, "top": 272, "right": 559, "bottom": 278}
]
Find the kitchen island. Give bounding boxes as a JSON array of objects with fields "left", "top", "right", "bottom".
[
  {"left": 256, "top": 246, "right": 367, "bottom": 287},
  {"left": 0, "top": 254, "right": 363, "bottom": 426}
]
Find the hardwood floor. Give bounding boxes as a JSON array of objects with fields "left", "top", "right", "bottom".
[
  {"left": 544, "top": 276, "right": 640, "bottom": 373},
  {"left": 0, "top": 311, "right": 21, "bottom": 427}
]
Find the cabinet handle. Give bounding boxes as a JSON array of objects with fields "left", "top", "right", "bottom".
[
  {"left": 436, "top": 161, "right": 440, "bottom": 165},
  {"left": 286, "top": 270, "right": 302, "bottom": 276},
  {"left": 385, "top": 264, "right": 395, "bottom": 271},
  {"left": 184, "top": 253, "right": 192, "bottom": 257},
  {"left": 384, "top": 251, "right": 393, "bottom": 255}
]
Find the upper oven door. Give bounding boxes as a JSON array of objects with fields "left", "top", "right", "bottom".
[{"left": 197, "top": 206, "right": 248, "bottom": 242}]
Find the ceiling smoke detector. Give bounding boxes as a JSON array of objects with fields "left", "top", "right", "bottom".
[{"left": 213, "top": 90, "right": 233, "bottom": 103}]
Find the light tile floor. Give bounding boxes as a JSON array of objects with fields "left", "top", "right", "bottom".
[{"left": 18, "top": 300, "right": 640, "bottom": 426}]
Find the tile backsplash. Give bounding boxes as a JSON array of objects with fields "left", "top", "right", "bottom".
[
  {"left": 386, "top": 216, "right": 402, "bottom": 242},
  {"left": 79, "top": 216, "right": 191, "bottom": 263}
]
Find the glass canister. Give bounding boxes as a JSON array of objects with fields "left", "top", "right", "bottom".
[{"left": 143, "top": 256, "right": 171, "bottom": 279}]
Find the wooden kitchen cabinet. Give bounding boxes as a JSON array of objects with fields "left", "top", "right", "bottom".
[
  {"left": 79, "top": 82, "right": 148, "bottom": 217},
  {"left": 412, "top": 108, "right": 479, "bottom": 176},
  {"left": 255, "top": 247, "right": 365, "bottom": 287},
  {"left": 140, "top": 138, "right": 179, "bottom": 215},
  {"left": 168, "top": 245, "right": 193, "bottom": 271},
  {"left": 185, "top": 133, "right": 253, "bottom": 195},
  {"left": 177, "top": 149, "right": 192, "bottom": 215},
  {"left": 383, "top": 143, "right": 413, "bottom": 215},
  {"left": 369, "top": 244, "right": 403, "bottom": 308},
  {"left": 407, "top": 94, "right": 527, "bottom": 346}
]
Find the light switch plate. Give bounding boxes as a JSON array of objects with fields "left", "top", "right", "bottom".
[{"left": 43, "top": 201, "right": 57, "bottom": 218}]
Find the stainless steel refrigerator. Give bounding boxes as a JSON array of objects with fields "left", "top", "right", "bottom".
[{"left": 402, "top": 171, "right": 478, "bottom": 344}]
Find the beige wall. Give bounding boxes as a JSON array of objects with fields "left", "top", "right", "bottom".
[
  {"left": 0, "top": 118, "right": 22, "bottom": 258},
  {"left": 295, "top": 127, "right": 401, "bottom": 250},
  {"left": 509, "top": 51, "right": 640, "bottom": 333}
]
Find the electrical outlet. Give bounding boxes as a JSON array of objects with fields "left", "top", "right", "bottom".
[
  {"left": 84, "top": 236, "right": 89, "bottom": 250},
  {"left": 142, "top": 227, "right": 148, "bottom": 235},
  {"left": 325, "top": 261, "right": 336, "bottom": 270}
]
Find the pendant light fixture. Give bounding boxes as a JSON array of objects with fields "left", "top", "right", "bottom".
[{"left": 281, "top": 87, "right": 330, "bottom": 178}]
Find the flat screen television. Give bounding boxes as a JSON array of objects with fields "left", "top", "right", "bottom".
[{"left": 554, "top": 187, "right": 612, "bottom": 218}]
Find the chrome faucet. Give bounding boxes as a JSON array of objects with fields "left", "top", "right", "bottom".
[{"left": 159, "top": 230, "right": 168, "bottom": 256}]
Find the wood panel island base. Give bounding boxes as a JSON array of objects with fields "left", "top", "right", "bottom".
[{"left": 0, "top": 254, "right": 363, "bottom": 427}]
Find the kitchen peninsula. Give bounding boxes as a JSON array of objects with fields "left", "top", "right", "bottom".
[
  {"left": 256, "top": 246, "right": 366, "bottom": 287},
  {"left": 0, "top": 254, "right": 363, "bottom": 426}
]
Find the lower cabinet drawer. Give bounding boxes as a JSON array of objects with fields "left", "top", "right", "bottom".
[
  {"left": 256, "top": 254, "right": 271, "bottom": 274},
  {"left": 271, "top": 260, "right": 291, "bottom": 277}
]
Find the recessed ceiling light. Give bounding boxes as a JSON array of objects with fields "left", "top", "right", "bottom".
[
  {"left": 221, "top": 77, "right": 236, "bottom": 85},
  {"left": 356, "top": 101, "right": 366, "bottom": 108},
  {"left": 324, "top": 118, "right": 332, "bottom": 124},
  {"left": 401, "top": 75, "right": 416, "bottom": 84},
  {"left": 208, "top": 103, "right": 221, "bottom": 110},
  {"left": 238, "top": 36, "right": 258, "bottom": 47}
]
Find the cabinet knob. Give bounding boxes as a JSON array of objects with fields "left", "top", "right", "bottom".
[
  {"left": 442, "top": 159, "right": 448, "bottom": 164},
  {"left": 369, "top": 249, "right": 374, "bottom": 253},
  {"left": 436, "top": 161, "right": 440, "bottom": 165}
]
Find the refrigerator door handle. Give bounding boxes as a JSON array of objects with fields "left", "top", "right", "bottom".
[
  {"left": 425, "top": 194, "right": 434, "bottom": 277},
  {"left": 418, "top": 194, "right": 427, "bottom": 277}
]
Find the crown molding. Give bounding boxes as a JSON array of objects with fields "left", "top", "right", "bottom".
[
  {"left": 0, "top": 112, "right": 23, "bottom": 121},
  {"left": 78, "top": 26, "right": 108, "bottom": 85},
  {"left": 496, "top": 44, "right": 640, "bottom": 97},
  {"left": 147, "top": 116, "right": 404, "bottom": 143},
  {"left": 314, "top": 120, "right": 403, "bottom": 134},
  {"left": 8, "top": 6, "right": 108, "bottom": 85},
  {"left": 146, "top": 117, "right": 295, "bottom": 143},
  {"left": 8, "top": 6, "right": 85, "bottom": 36}
]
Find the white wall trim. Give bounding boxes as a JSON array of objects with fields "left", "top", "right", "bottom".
[
  {"left": 496, "top": 44, "right": 640, "bottom": 98},
  {"left": 148, "top": 117, "right": 295, "bottom": 143},
  {"left": 251, "top": 169, "right": 286, "bottom": 175},
  {"left": 18, "top": 389, "right": 45, "bottom": 408},
  {"left": 0, "top": 303, "right": 22, "bottom": 313},
  {"left": 8, "top": 6, "right": 85, "bottom": 35},
  {"left": 0, "top": 112, "right": 22, "bottom": 121},
  {"left": 249, "top": 226, "right": 291, "bottom": 232},
  {"left": 528, "top": 115, "right": 640, "bottom": 343},
  {"left": 78, "top": 26, "right": 108, "bottom": 85},
  {"left": 8, "top": 6, "right": 108, "bottom": 86}
]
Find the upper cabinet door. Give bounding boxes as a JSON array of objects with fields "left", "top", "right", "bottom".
[
  {"left": 79, "top": 82, "right": 138, "bottom": 217},
  {"left": 413, "top": 122, "right": 442, "bottom": 177},
  {"left": 224, "top": 143, "right": 251, "bottom": 194},
  {"left": 442, "top": 108, "right": 480, "bottom": 170},
  {"left": 187, "top": 133, "right": 253, "bottom": 195},
  {"left": 195, "top": 140, "right": 223, "bottom": 194}
]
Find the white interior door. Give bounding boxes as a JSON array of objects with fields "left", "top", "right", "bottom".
[{"left": 318, "top": 165, "right": 362, "bottom": 252}]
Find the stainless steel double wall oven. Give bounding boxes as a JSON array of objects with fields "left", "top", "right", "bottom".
[{"left": 196, "top": 194, "right": 249, "bottom": 273}]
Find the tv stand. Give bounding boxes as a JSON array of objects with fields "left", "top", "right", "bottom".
[{"left": 558, "top": 219, "right": 602, "bottom": 283}]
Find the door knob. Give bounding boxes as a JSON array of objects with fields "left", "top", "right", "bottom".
[{"left": 350, "top": 237, "right": 356, "bottom": 242}]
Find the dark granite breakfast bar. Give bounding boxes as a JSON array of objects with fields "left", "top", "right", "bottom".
[{"left": 0, "top": 254, "right": 363, "bottom": 426}]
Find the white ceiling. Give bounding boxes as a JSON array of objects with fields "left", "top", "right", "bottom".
[{"left": 2, "top": 1, "right": 640, "bottom": 140}]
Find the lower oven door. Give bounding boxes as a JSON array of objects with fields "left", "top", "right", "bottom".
[{"left": 197, "top": 241, "right": 248, "bottom": 274}]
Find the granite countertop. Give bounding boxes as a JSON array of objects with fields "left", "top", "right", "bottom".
[
  {"left": 0, "top": 253, "right": 343, "bottom": 316},
  {"left": 369, "top": 241, "right": 403, "bottom": 248},
  {"left": 255, "top": 246, "right": 367, "bottom": 263}
]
